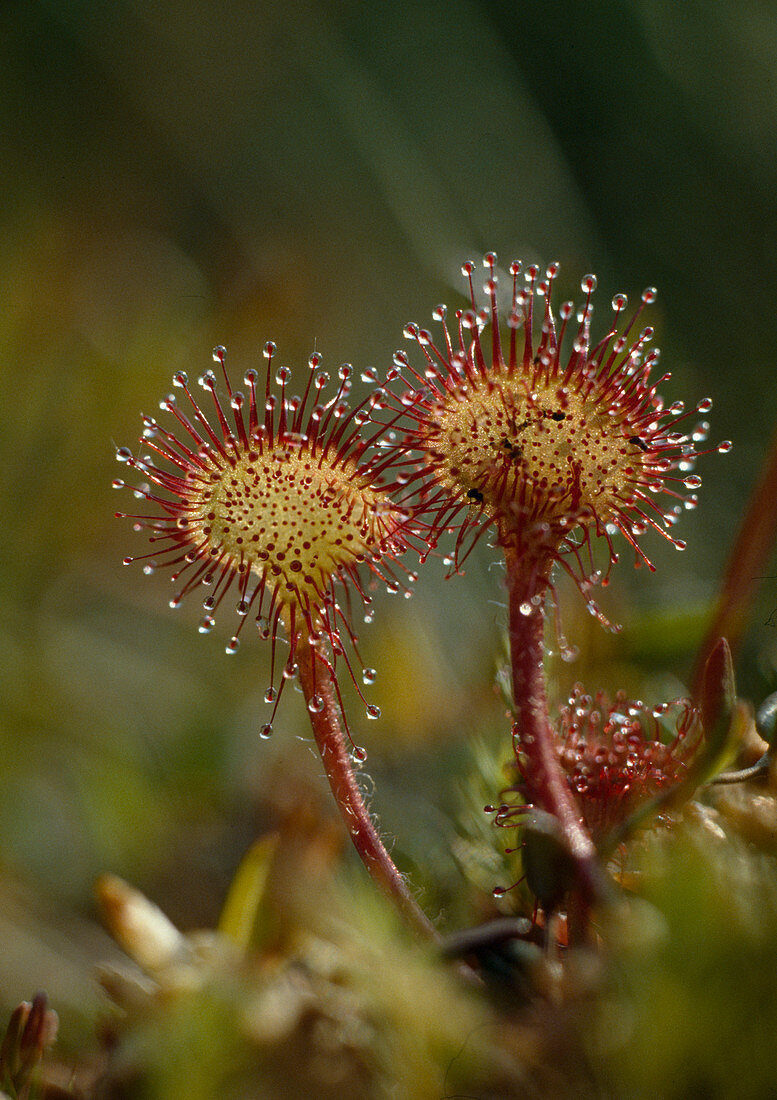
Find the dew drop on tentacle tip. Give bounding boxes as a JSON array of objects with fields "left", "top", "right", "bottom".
[
  {"left": 307, "top": 694, "right": 324, "bottom": 714},
  {"left": 352, "top": 746, "right": 368, "bottom": 763},
  {"left": 362, "top": 667, "right": 377, "bottom": 685},
  {"left": 492, "top": 886, "right": 506, "bottom": 899},
  {"left": 259, "top": 723, "right": 273, "bottom": 741},
  {"left": 366, "top": 704, "right": 381, "bottom": 720}
]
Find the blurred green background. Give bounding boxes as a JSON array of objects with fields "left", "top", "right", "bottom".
[{"left": 2, "top": 0, "right": 777, "bottom": 1049}]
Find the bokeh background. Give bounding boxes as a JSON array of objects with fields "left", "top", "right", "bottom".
[{"left": 2, "top": 0, "right": 777, "bottom": 1055}]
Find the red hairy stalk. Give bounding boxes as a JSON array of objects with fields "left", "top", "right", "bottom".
[
  {"left": 296, "top": 635, "right": 437, "bottom": 941},
  {"left": 504, "top": 550, "right": 604, "bottom": 931}
]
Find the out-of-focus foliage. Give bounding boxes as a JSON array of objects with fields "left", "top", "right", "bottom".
[
  {"left": 94, "top": 818, "right": 495, "bottom": 1100},
  {"left": 593, "top": 810, "right": 777, "bottom": 1099}
]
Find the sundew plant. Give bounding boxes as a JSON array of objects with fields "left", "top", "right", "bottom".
[{"left": 8, "top": 255, "right": 777, "bottom": 1099}]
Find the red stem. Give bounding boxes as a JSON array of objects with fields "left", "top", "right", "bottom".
[
  {"left": 504, "top": 548, "right": 605, "bottom": 925},
  {"left": 691, "top": 421, "right": 777, "bottom": 699},
  {"left": 295, "top": 635, "right": 438, "bottom": 942}
]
